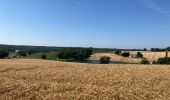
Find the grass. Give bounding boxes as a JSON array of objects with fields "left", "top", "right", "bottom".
[
  {"left": 0, "top": 59, "right": 170, "bottom": 99},
  {"left": 26, "top": 52, "right": 57, "bottom": 60}
]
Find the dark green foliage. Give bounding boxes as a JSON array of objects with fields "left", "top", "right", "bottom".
[
  {"left": 27, "top": 50, "right": 37, "bottom": 55},
  {"left": 57, "top": 48, "right": 93, "bottom": 61},
  {"left": 140, "top": 58, "right": 150, "bottom": 64},
  {"left": 0, "top": 44, "right": 61, "bottom": 52},
  {"left": 18, "top": 51, "right": 27, "bottom": 57},
  {"left": 144, "top": 48, "right": 147, "bottom": 51},
  {"left": 0, "top": 50, "right": 9, "bottom": 59},
  {"left": 93, "top": 48, "right": 114, "bottom": 53},
  {"left": 115, "top": 50, "right": 121, "bottom": 55},
  {"left": 151, "top": 48, "right": 166, "bottom": 52},
  {"left": 136, "top": 52, "right": 143, "bottom": 58},
  {"left": 152, "top": 61, "right": 157, "bottom": 64},
  {"left": 41, "top": 54, "right": 47, "bottom": 59},
  {"left": 99, "top": 56, "right": 111, "bottom": 64},
  {"left": 157, "top": 57, "right": 170, "bottom": 64},
  {"left": 121, "top": 52, "right": 130, "bottom": 57}
]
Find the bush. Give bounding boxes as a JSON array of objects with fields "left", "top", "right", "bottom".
[
  {"left": 157, "top": 57, "right": 170, "bottom": 64},
  {"left": 144, "top": 48, "right": 147, "bottom": 51},
  {"left": 0, "top": 50, "right": 9, "bottom": 59},
  {"left": 152, "top": 61, "right": 157, "bottom": 64},
  {"left": 136, "top": 52, "right": 143, "bottom": 58},
  {"left": 41, "top": 54, "right": 47, "bottom": 59},
  {"left": 140, "top": 58, "right": 150, "bottom": 64},
  {"left": 121, "top": 52, "right": 130, "bottom": 57},
  {"left": 99, "top": 56, "right": 110, "bottom": 64},
  {"left": 115, "top": 50, "right": 121, "bottom": 55},
  {"left": 18, "top": 51, "right": 27, "bottom": 57}
]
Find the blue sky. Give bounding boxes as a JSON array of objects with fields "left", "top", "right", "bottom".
[{"left": 0, "top": 0, "right": 170, "bottom": 49}]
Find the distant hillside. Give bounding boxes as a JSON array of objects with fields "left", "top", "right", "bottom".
[
  {"left": 0, "top": 44, "right": 115, "bottom": 53},
  {"left": 0, "top": 44, "right": 64, "bottom": 52}
]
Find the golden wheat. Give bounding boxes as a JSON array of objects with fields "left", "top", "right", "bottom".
[{"left": 0, "top": 59, "right": 170, "bottom": 100}]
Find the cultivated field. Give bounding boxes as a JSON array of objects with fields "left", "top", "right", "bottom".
[
  {"left": 130, "top": 51, "right": 170, "bottom": 61},
  {"left": 90, "top": 53, "right": 141, "bottom": 63},
  {"left": 0, "top": 59, "right": 170, "bottom": 99},
  {"left": 90, "top": 51, "right": 170, "bottom": 63}
]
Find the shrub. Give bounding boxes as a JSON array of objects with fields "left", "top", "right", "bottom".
[
  {"left": 121, "top": 52, "right": 130, "bottom": 57},
  {"left": 152, "top": 61, "right": 157, "bottom": 64},
  {"left": 144, "top": 48, "right": 147, "bottom": 51},
  {"left": 99, "top": 56, "right": 111, "bottom": 64},
  {"left": 41, "top": 54, "right": 47, "bottom": 59},
  {"left": 0, "top": 50, "right": 9, "bottom": 59},
  {"left": 115, "top": 50, "right": 121, "bottom": 55},
  {"left": 136, "top": 52, "right": 143, "bottom": 58},
  {"left": 141, "top": 58, "right": 150, "bottom": 64},
  {"left": 18, "top": 51, "right": 27, "bottom": 57},
  {"left": 157, "top": 57, "right": 170, "bottom": 64}
]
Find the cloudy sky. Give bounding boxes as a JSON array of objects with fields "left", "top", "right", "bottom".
[{"left": 0, "top": 0, "right": 170, "bottom": 48}]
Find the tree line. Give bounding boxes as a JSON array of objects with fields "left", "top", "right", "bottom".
[{"left": 57, "top": 48, "right": 93, "bottom": 60}]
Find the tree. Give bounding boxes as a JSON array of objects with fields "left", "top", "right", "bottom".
[
  {"left": 121, "top": 52, "right": 130, "bottom": 57},
  {"left": 136, "top": 52, "right": 143, "bottom": 58},
  {"left": 140, "top": 58, "right": 150, "bottom": 64},
  {"left": 41, "top": 54, "right": 47, "bottom": 59},
  {"left": 166, "top": 50, "right": 168, "bottom": 57},
  {"left": 115, "top": 50, "right": 121, "bottom": 55},
  {"left": 99, "top": 56, "right": 110, "bottom": 64},
  {"left": 0, "top": 50, "right": 9, "bottom": 59},
  {"left": 18, "top": 51, "right": 27, "bottom": 57},
  {"left": 157, "top": 57, "right": 170, "bottom": 64},
  {"left": 57, "top": 48, "right": 93, "bottom": 61},
  {"left": 144, "top": 48, "right": 147, "bottom": 51}
]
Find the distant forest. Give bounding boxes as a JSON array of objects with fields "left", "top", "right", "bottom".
[
  {"left": 0, "top": 44, "right": 115, "bottom": 53},
  {"left": 0, "top": 44, "right": 169, "bottom": 53}
]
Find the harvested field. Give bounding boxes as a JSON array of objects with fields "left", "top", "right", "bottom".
[
  {"left": 90, "top": 53, "right": 141, "bottom": 63},
  {"left": 129, "top": 51, "right": 170, "bottom": 61},
  {"left": 90, "top": 51, "right": 170, "bottom": 63},
  {"left": 0, "top": 59, "right": 170, "bottom": 100}
]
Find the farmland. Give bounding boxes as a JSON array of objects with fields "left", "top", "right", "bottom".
[
  {"left": 90, "top": 51, "right": 170, "bottom": 63},
  {"left": 0, "top": 59, "right": 170, "bottom": 99}
]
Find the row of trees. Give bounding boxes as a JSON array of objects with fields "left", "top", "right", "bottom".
[
  {"left": 141, "top": 57, "right": 170, "bottom": 65},
  {"left": 57, "top": 48, "right": 93, "bottom": 60},
  {"left": 115, "top": 50, "right": 144, "bottom": 58},
  {"left": 0, "top": 50, "right": 28, "bottom": 59},
  {"left": 0, "top": 50, "right": 9, "bottom": 59},
  {"left": 151, "top": 47, "right": 170, "bottom": 52}
]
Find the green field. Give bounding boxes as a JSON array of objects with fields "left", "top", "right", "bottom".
[{"left": 26, "top": 52, "right": 58, "bottom": 60}]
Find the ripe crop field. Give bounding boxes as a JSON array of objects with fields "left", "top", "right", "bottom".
[{"left": 0, "top": 59, "right": 170, "bottom": 100}]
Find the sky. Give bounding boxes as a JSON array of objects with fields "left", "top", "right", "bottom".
[{"left": 0, "top": 0, "right": 170, "bottom": 49}]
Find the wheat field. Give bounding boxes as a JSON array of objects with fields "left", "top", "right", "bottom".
[{"left": 0, "top": 59, "right": 170, "bottom": 100}]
